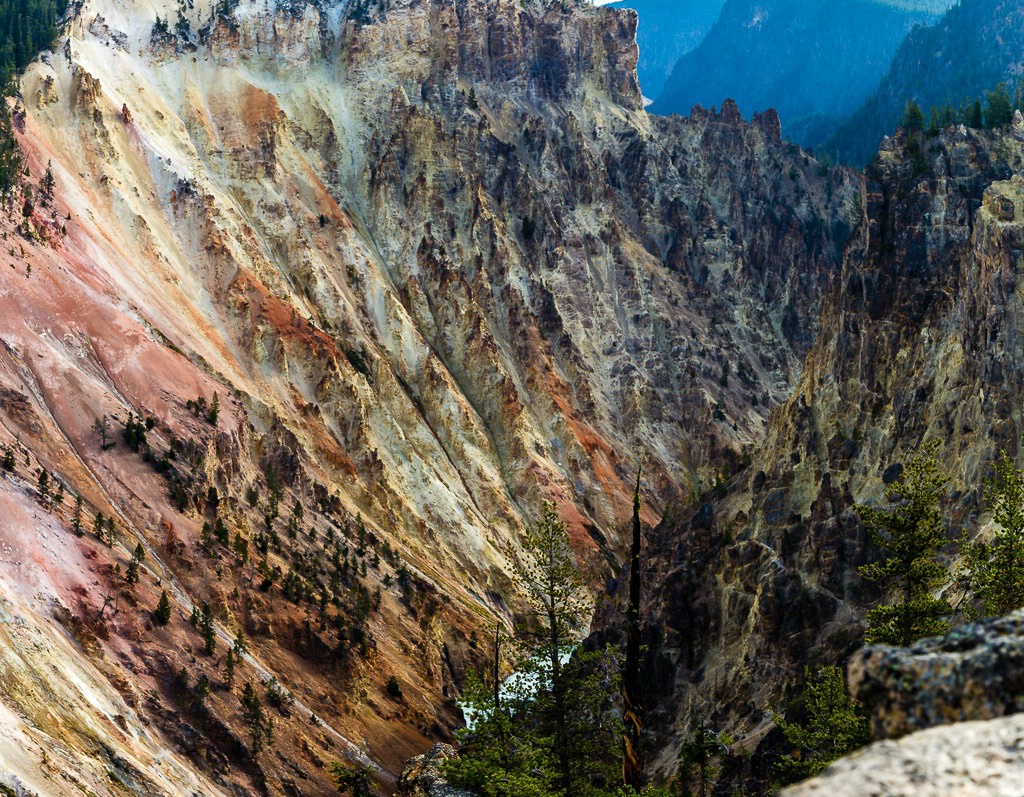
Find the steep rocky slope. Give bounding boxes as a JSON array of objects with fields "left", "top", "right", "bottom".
[
  {"left": 0, "top": 0, "right": 858, "bottom": 792},
  {"left": 618, "top": 118, "right": 1024, "bottom": 786}
]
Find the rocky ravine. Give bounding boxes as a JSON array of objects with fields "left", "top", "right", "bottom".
[
  {"left": 617, "top": 118, "right": 1024, "bottom": 786},
  {"left": 0, "top": 0, "right": 857, "bottom": 793}
]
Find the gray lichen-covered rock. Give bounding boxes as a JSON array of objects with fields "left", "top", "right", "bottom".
[
  {"left": 849, "top": 610, "right": 1024, "bottom": 740},
  {"left": 784, "top": 713, "right": 1024, "bottom": 797},
  {"left": 397, "top": 744, "right": 476, "bottom": 797}
]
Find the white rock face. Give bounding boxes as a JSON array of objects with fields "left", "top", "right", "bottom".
[{"left": 785, "top": 714, "right": 1024, "bottom": 797}]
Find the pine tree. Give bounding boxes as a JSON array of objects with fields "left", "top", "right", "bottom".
[
  {"left": 154, "top": 589, "right": 172, "bottom": 626},
  {"left": 328, "top": 762, "right": 374, "bottom": 796},
  {"left": 857, "top": 441, "right": 951, "bottom": 647},
  {"left": 200, "top": 603, "right": 216, "bottom": 655},
  {"left": 622, "top": 469, "right": 644, "bottom": 790},
  {"left": 241, "top": 682, "right": 273, "bottom": 755},
  {"left": 225, "top": 647, "right": 236, "bottom": 689},
  {"left": 1, "top": 444, "right": 15, "bottom": 472},
  {"left": 93, "top": 511, "right": 105, "bottom": 540},
  {"left": 960, "top": 451, "right": 1024, "bottom": 618},
  {"left": 127, "top": 542, "right": 145, "bottom": 585},
  {"left": 985, "top": 82, "right": 1014, "bottom": 129},
  {"left": 206, "top": 392, "right": 219, "bottom": 425},
  {"left": 773, "top": 665, "right": 870, "bottom": 785},
  {"left": 965, "top": 98, "right": 984, "bottom": 129},
  {"left": 447, "top": 504, "right": 624, "bottom": 797},
  {"left": 37, "top": 469, "right": 49, "bottom": 503},
  {"left": 679, "top": 717, "right": 731, "bottom": 797},
  {"left": 901, "top": 100, "right": 925, "bottom": 132},
  {"left": 72, "top": 493, "right": 84, "bottom": 536}
]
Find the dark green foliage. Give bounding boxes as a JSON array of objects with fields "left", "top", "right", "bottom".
[
  {"left": 446, "top": 503, "right": 622, "bottom": 797},
  {"left": 154, "top": 589, "right": 172, "bottom": 626},
  {"left": 985, "top": 81, "right": 1014, "bottom": 128},
  {"left": 126, "top": 542, "right": 145, "bottom": 585},
  {"left": 206, "top": 391, "right": 219, "bottom": 425},
  {"left": 1, "top": 444, "right": 15, "bottom": 472},
  {"left": 679, "top": 717, "right": 732, "bottom": 797},
  {"left": 71, "top": 493, "right": 83, "bottom": 536},
  {"left": 199, "top": 602, "right": 216, "bottom": 655},
  {"left": 773, "top": 665, "right": 870, "bottom": 785},
  {"left": 857, "top": 441, "right": 952, "bottom": 647},
  {"left": 965, "top": 98, "right": 984, "bottom": 129},
  {"left": 901, "top": 100, "right": 925, "bottom": 132},
  {"left": 0, "top": 0, "right": 66, "bottom": 195},
  {"left": 122, "top": 412, "right": 147, "bottom": 452},
  {"left": 385, "top": 675, "right": 402, "bottom": 699},
  {"left": 36, "top": 468, "right": 48, "bottom": 502},
  {"left": 328, "top": 761, "right": 373, "bottom": 796},
  {"left": 959, "top": 451, "right": 1024, "bottom": 618},
  {"left": 241, "top": 682, "right": 273, "bottom": 756}
]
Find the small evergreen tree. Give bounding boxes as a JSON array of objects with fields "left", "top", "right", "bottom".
[
  {"left": 328, "top": 762, "right": 374, "bottom": 796},
  {"left": 857, "top": 441, "right": 951, "bottom": 647},
  {"left": 154, "top": 589, "right": 172, "bottom": 626},
  {"left": 37, "top": 469, "right": 49, "bottom": 503},
  {"left": 72, "top": 493, "right": 84, "bottom": 536},
  {"left": 241, "top": 682, "right": 273, "bottom": 755},
  {"left": 965, "top": 98, "right": 984, "bottom": 129},
  {"left": 1, "top": 444, "right": 15, "bottom": 472},
  {"left": 960, "top": 451, "right": 1024, "bottom": 617},
  {"left": 901, "top": 100, "right": 925, "bottom": 132},
  {"left": 93, "top": 511, "right": 105, "bottom": 540},
  {"left": 127, "top": 542, "right": 145, "bottom": 585},
  {"left": 985, "top": 82, "right": 1014, "bottom": 129},
  {"left": 200, "top": 603, "right": 216, "bottom": 655},
  {"left": 773, "top": 665, "right": 870, "bottom": 785},
  {"left": 225, "top": 647, "right": 236, "bottom": 689},
  {"left": 206, "top": 392, "right": 219, "bottom": 425},
  {"left": 679, "top": 716, "right": 731, "bottom": 797}
]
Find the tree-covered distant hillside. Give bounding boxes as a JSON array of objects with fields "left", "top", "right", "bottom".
[
  {"left": 0, "top": 0, "right": 66, "bottom": 194},
  {"left": 651, "top": 0, "right": 954, "bottom": 147},
  {"left": 610, "top": 0, "right": 725, "bottom": 100},
  {"left": 824, "top": 0, "right": 1024, "bottom": 166},
  {"left": 0, "top": 0, "right": 65, "bottom": 87}
]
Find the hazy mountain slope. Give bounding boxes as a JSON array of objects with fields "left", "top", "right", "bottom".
[
  {"left": 606, "top": 120, "right": 1024, "bottom": 791},
  {"left": 609, "top": 0, "right": 725, "bottom": 100},
  {"left": 826, "top": 0, "right": 1024, "bottom": 165},
  {"left": 652, "top": 0, "right": 954, "bottom": 146},
  {"left": 0, "top": 0, "right": 859, "bottom": 791}
]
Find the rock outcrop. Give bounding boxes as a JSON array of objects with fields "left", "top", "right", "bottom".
[
  {"left": 397, "top": 744, "right": 475, "bottom": 797},
  {"left": 784, "top": 713, "right": 1024, "bottom": 797},
  {"left": 787, "top": 614, "right": 1024, "bottom": 796},
  {"left": 850, "top": 611, "right": 1024, "bottom": 740}
]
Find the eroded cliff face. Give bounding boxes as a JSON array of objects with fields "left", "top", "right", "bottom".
[
  {"left": 624, "top": 119, "right": 1024, "bottom": 785},
  {"left": 0, "top": 0, "right": 856, "bottom": 792}
]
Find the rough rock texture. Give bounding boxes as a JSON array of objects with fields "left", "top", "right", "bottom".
[
  {"left": 397, "top": 744, "right": 475, "bottom": 797},
  {"left": 613, "top": 121, "right": 1024, "bottom": 787},
  {"left": 0, "top": 0, "right": 857, "bottom": 792},
  {"left": 784, "top": 713, "right": 1024, "bottom": 797},
  {"left": 850, "top": 611, "right": 1024, "bottom": 740}
]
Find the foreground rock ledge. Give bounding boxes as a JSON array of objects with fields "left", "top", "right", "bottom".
[
  {"left": 784, "top": 713, "right": 1024, "bottom": 797},
  {"left": 849, "top": 610, "right": 1024, "bottom": 740}
]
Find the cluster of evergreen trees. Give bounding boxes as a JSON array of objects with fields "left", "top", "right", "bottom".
[
  {"left": 450, "top": 439, "right": 1024, "bottom": 794},
  {"left": 0, "top": 0, "right": 65, "bottom": 194}
]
